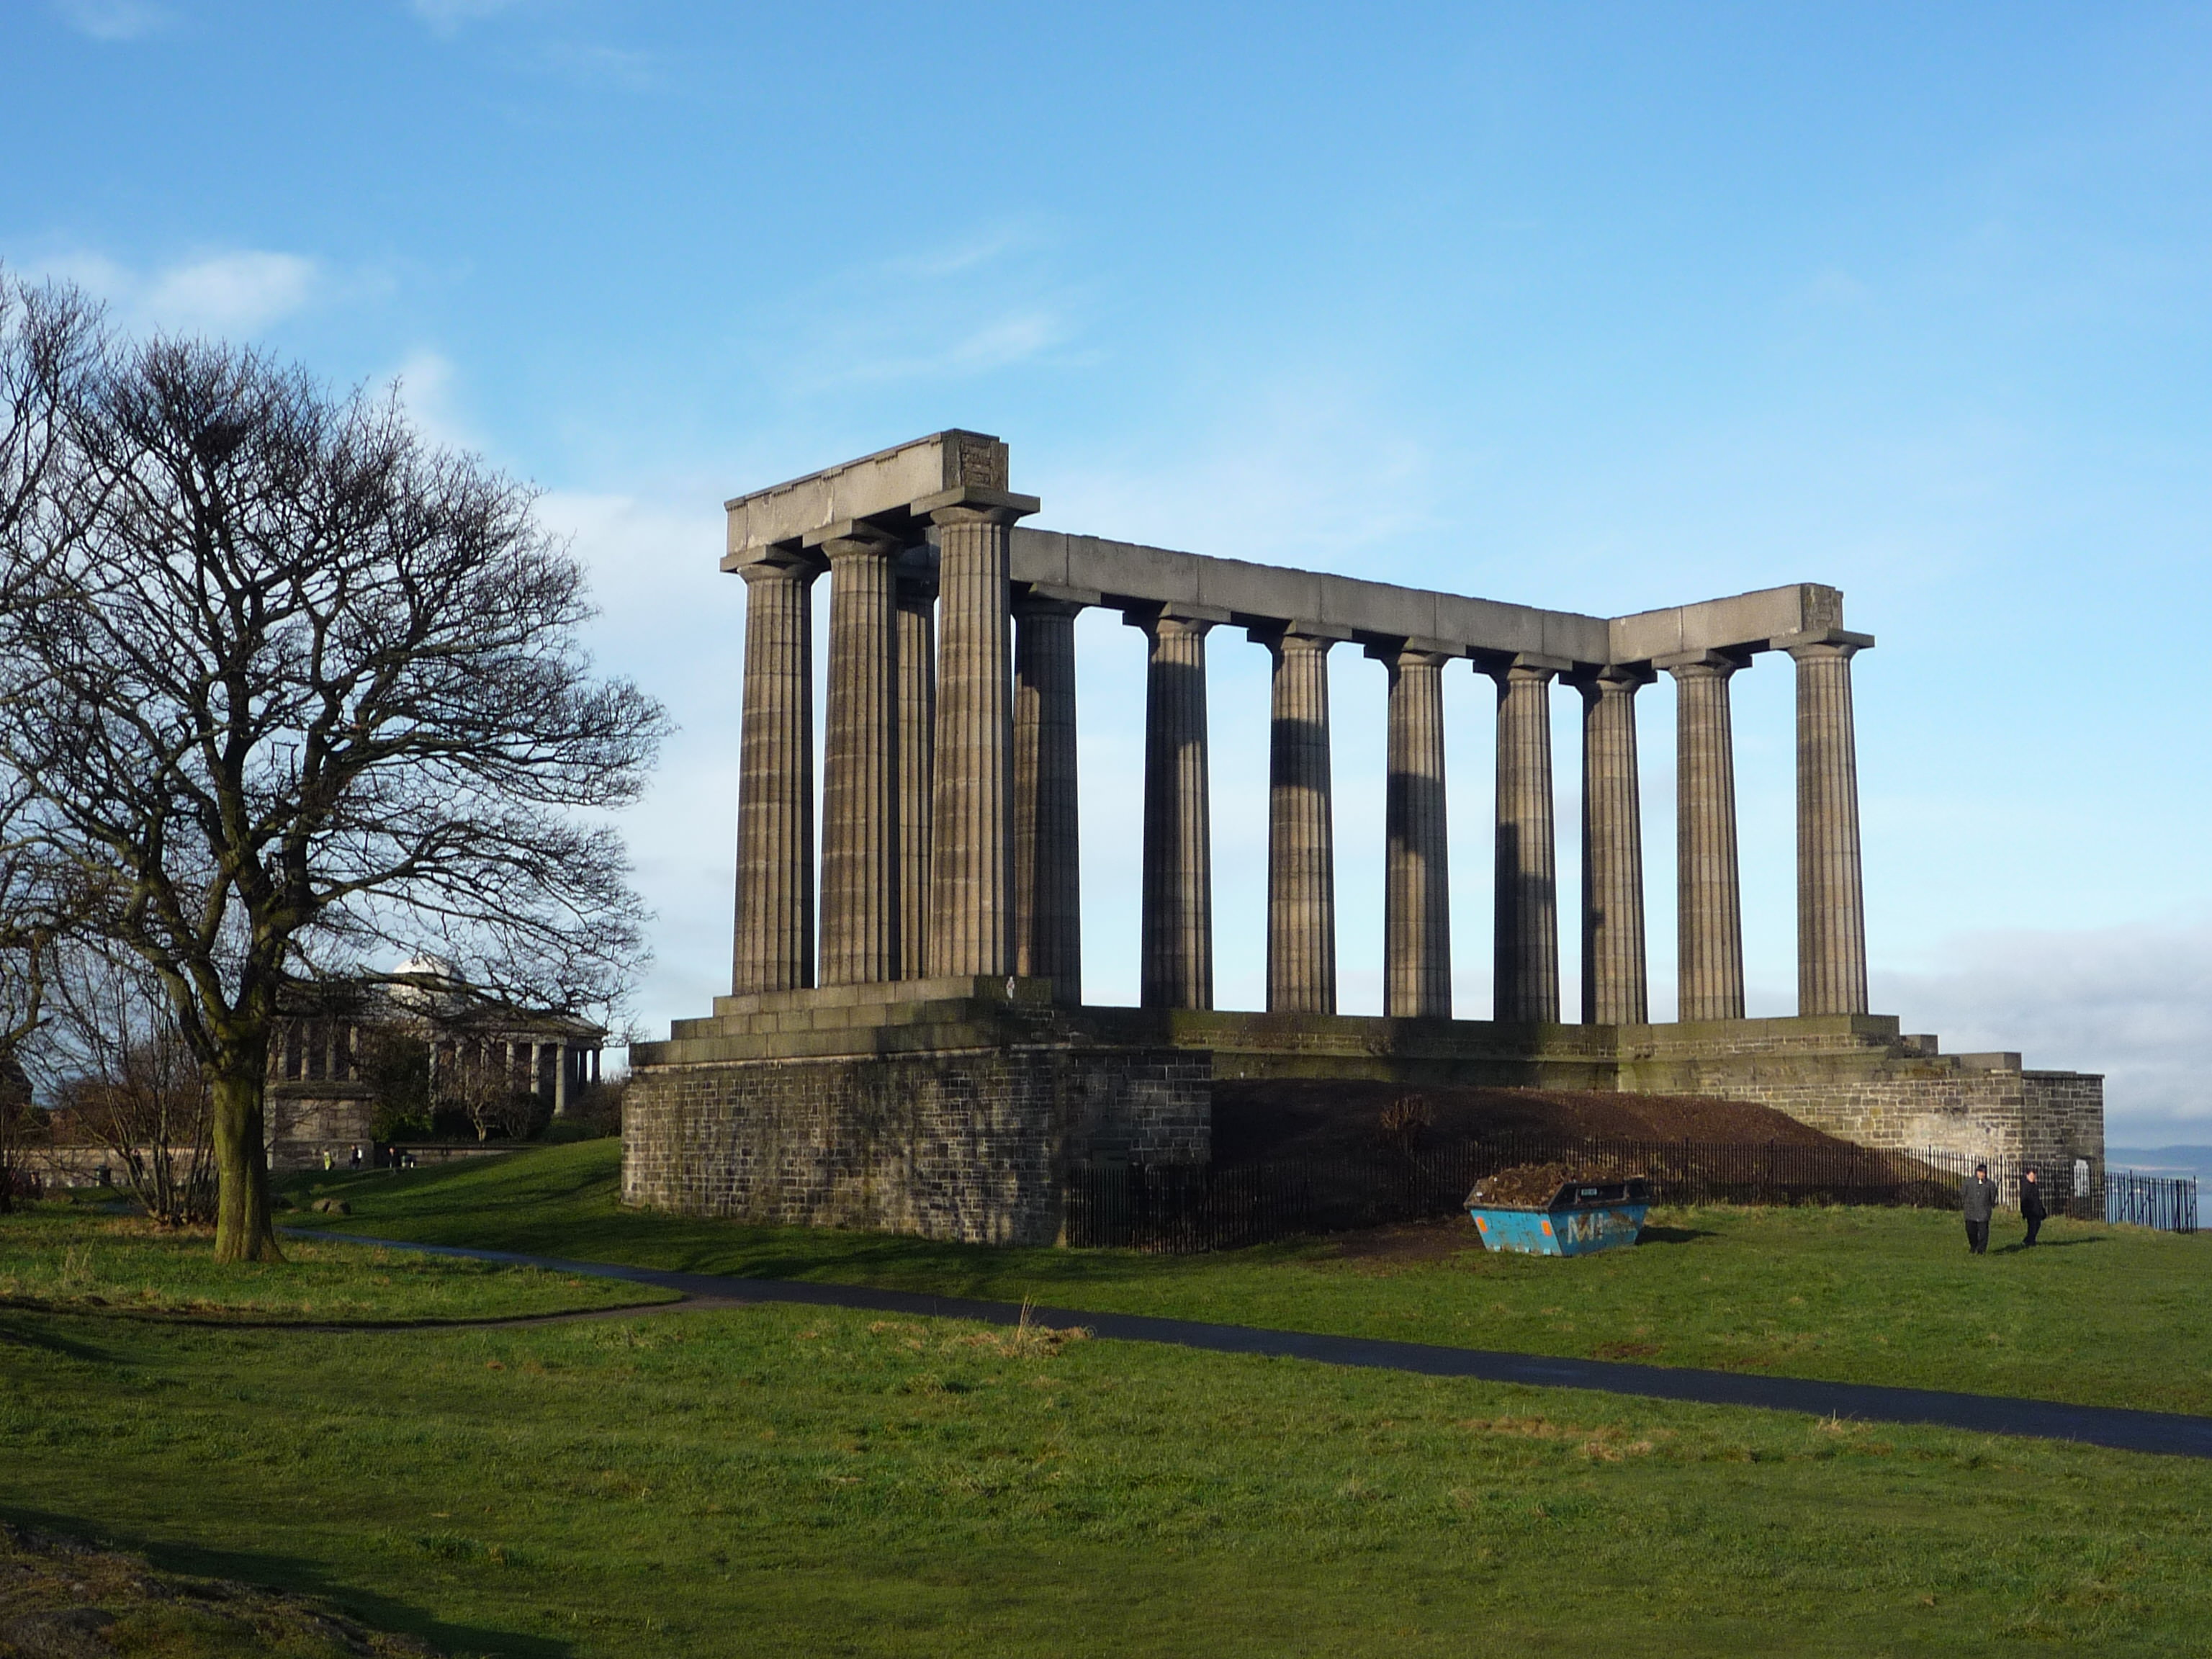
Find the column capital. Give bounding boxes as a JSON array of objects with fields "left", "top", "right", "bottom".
[
  {"left": 1656, "top": 646, "right": 1753, "bottom": 680},
  {"left": 1481, "top": 651, "right": 1570, "bottom": 686},
  {"left": 808, "top": 522, "right": 907, "bottom": 562},
  {"left": 1569, "top": 661, "right": 1657, "bottom": 698},
  {"left": 1776, "top": 626, "right": 1875, "bottom": 661},
  {"left": 1125, "top": 601, "right": 1228, "bottom": 637},
  {"left": 731, "top": 545, "right": 827, "bottom": 585},
  {"left": 1012, "top": 583, "right": 1097, "bottom": 619},
  {"left": 1246, "top": 619, "right": 1351, "bottom": 651},
  {"left": 919, "top": 485, "right": 1042, "bottom": 526},
  {"left": 1364, "top": 636, "right": 1458, "bottom": 667}
]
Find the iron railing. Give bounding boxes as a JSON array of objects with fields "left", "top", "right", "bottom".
[{"left": 2107, "top": 1169, "right": 2198, "bottom": 1233}]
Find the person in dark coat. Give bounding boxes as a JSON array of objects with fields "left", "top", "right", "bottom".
[
  {"left": 1963, "top": 1163, "right": 1998, "bottom": 1255},
  {"left": 2020, "top": 1167, "right": 2049, "bottom": 1247}
]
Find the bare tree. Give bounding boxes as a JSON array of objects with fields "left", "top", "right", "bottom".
[
  {"left": 35, "top": 943, "right": 215, "bottom": 1226},
  {"left": 0, "top": 274, "right": 668, "bottom": 1261}
]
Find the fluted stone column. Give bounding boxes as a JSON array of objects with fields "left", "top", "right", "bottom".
[
  {"left": 926, "top": 500, "right": 1029, "bottom": 978},
  {"left": 1575, "top": 665, "right": 1652, "bottom": 1025},
  {"left": 732, "top": 552, "right": 822, "bottom": 994},
  {"left": 1788, "top": 634, "right": 1871, "bottom": 1014},
  {"left": 895, "top": 563, "right": 937, "bottom": 981},
  {"left": 1256, "top": 626, "right": 1338, "bottom": 1015},
  {"left": 1381, "top": 644, "right": 1452, "bottom": 1018},
  {"left": 1491, "top": 657, "right": 1562, "bottom": 1022},
  {"left": 1012, "top": 590, "right": 1084, "bottom": 1004},
  {"left": 1664, "top": 650, "right": 1747, "bottom": 1022},
  {"left": 1136, "top": 607, "right": 1217, "bottom": 1010},
  {"left": 817, "top": 529, "right": 903, "bottom": 986}
]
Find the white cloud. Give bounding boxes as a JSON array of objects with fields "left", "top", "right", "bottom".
[
  {"left": 51, "top": 0, "right": 170, "bottom": 42},
  {"left": 1874, "top": 921, "right": 2212, "bottom": 1140},
  {"left": 384, "top": 349, "right": 481, "bottom": 454},
  {"left": 42, "top": 249, "right": 321, "bottom": 337}
]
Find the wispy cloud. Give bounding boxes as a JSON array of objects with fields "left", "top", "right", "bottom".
[
  {"left": 408, "top": 0, "right": 527, "bottom": 35},
  {"left": 538, "top": 39, "right": 655, "bottom": 90},
  {"left": 39, "top": 248, "right": 322, "bottom": 336},
  {"left": 385, "top": 349, "right": 481, "bottom": 454},
  {"left": 1874, "top": 921, "right": 2212, "bottom": 1138},
  {"left": 51, "top": 0, "right": 170, "bottom": 41}
]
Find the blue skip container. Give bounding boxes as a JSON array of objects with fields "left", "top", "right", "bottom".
[{"left": 1465, "top": 1176, "right": 1651, "bottom": 1256}]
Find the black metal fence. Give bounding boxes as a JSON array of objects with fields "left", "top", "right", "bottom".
[
  {"left": 1064, "top": 1133, "right": 2143, "bottom": 1254},
  {"left": 2107, "top": 1170, "right": 2198, "bottom": 1233}
]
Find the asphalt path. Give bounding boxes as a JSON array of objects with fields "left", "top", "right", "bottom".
[{"left": 302, "top": 1230, "right": 2212, "bottom": 1460}]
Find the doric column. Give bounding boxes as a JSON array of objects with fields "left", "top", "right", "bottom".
[
  {"left": 1575, "top": 665, "right": 1653, "bottom": 1025},
  {"left": 1379, "top": 643, "right": 1452, "bottom": 1018},
  {"left": 1134, "top": 606, "right": 1219, "bottom": 1010},
  {"left": 925, "top": 493, "right": 1034, "bottom": 977},
  {"left": 552, "top": 1043, "right": 570, "bottom": 1118},
  {"left": 816, "top": 526, "right": 904, "bottom": 986},
  {"left": 1786, "top": 632, "right": 1873, "bottom": 1015},
  {"left": 1254, "top": 625, "right": 1339, "bottom": 1015},
  {"left": 1491, "top": 656, "right": 1563, "bottom": 1022},
  {"left": 894, "top": 560, "right": 937, "bottom": 981},
  {"left": 1012, "top": 588, "right": 1086, "bottom": 1004},
  {"left": 731, "top": 551, "right": 823, "bottom": 994},
  {"left": 1663, "top": 649, "right": 1748, "bottom": 1022}
]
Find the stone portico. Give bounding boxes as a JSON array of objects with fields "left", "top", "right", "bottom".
[{"left": 624, "top": 431, "right": 2103, "bottom": 1243}]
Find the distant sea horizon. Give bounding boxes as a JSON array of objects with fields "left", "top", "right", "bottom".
[{"left": 2105, "top": 1145, "right": 2212, "bottom": 1184}]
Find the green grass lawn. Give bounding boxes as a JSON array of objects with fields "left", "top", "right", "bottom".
[
  {"left": 7, "top": 1281, "right": 2212, "bottom": 1656},
  {"left": 0, "top": 1194, "right": 676, "bottom": 1323},
  {"left": 287, "top": 1141, "right": 2212, "bottom": 1414}
]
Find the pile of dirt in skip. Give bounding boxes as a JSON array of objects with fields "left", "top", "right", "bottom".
[
  {"left": 1211, "top": 1079, "right": 1848, "bottom": 1167},
  {"left": 0, "top": 1523, "right": 436, "bottom": 1658},
  {"left": 1467, "top": 1163, "right": 1583, "bottom": 1208}
]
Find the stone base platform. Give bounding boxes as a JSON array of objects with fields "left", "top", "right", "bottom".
[{"left": 624, "top": 978, "right": 2103, "bottom": 1245}]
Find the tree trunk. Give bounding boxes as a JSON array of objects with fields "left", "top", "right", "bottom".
[{"left": 211, "top": 1068, "right": 282, "bottom": 1263}]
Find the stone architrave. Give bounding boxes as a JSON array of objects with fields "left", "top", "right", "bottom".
[
  {"left": 1663, "top": 649, "right": 1748, "bottom": 1022},
  {"left": 924, "top": 491, "right": 1035, "bottom": 978},
  {"left": 1012, "top": 589, "right": 1086, "bottom": 1004},
  {"left": 1254, "top": 625, "right": 1339, "bottom": 1015},
  {"left": 1784, "top": 631, "right": 1874, "bottom": 1015},
  {"left": 1379, "top": 643, "right": 1452, "bottom": 1018},
  {"left": 895, "top": 560, "right": 938, "bottom": 980},
  {"left": 1575, "top": 664, "right": 1653, "bottom": 1025},
  {"left": 731, "top": 550, "right": 824, "bottom": 994},
  {"left": 1134, "top": 606, "right": 1220, "bottom": 1010},
  {"left": 816, "top": 526, "right": 904, "bottom": 986},
  {"left": 1491, "top": 656, "right": 1563, "bottom": 1022}
]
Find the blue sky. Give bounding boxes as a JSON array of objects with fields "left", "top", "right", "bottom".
[{"left": 9, "top": 1, "right": 2211, "bottom": 1140}]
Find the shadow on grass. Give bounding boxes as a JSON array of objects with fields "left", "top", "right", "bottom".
[
  {"left": 0, "top": 1504, "right": 572, "bottom": 1659},
  {"left": 1635, "top": 1226, "right": 1718, "bottom": 1246},
  {"left": 0, "top": 1313, "right": 123, "bottom": 1364},
  {"left": 1997, "top": 1238, "right": 2109, "bottom": 1254}
]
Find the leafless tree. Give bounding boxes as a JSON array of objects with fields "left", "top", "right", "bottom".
[
  {"left": 0, "top": 274, "right": 668, "bottom": 1261},
  {"left": 35, "top": 942, "right": 215, "bottom": 1226}
]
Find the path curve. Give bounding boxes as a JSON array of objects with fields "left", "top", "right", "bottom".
[{"left": 300, "top": 1230, "right": 2212, "bottom": 1460}]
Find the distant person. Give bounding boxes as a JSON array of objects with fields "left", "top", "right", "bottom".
[
  {"left": 323, "top": 1149, "right": 333, "bottom": 1172},
  {"left": 349, "top": 1146, "right": 362, "bottom": 1172},
  {"left": 2020, "top": 1167, "right": 2048, "bottom": 1247},
  {"left": 1964, "top": 1162, "right": 1998, "bottom": 1255}
]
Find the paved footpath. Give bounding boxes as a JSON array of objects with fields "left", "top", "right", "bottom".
[{"left": 309, "top": 1231, "right": 2212, "bottom": 1461}]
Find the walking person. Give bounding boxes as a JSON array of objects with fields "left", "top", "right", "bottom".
[
  {"left": 1964, "top": 1162, "right": 1998, "bottom": 1255},
  {"left": 2020, "top": 1167, "right": 2048, "bottom": 1248}
]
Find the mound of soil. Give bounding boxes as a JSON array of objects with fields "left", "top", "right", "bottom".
[
  {"left": 1213, "top": 1079, "right": 1847, "bottom": 1168},
  {"left": 0, "top": 1523, "right": 438, "bottom": 1657},
  {"left": 1467, "top": 1163, "right": 1581, "bottom": 1208}
]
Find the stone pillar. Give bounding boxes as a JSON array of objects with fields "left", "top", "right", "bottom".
[
  {"left": 895, "top": 561, "right": 937, "bottom": 981},
  {"left": 1380, "top": 644, "right": 1452, "bottom": 1018},
  {"left": 1663, "top": 650, "right": 1748, "bottom": 1022},
  {"left": 1255, "top": 626, "right": 1338, "bottom": 1015},
  {"left": 1491, "top": 657, "right": 1563, "bottom": 1022},
  {"left": 1786, "top": 634, "right": 1871, "bottom": 1015},
  {"left": 816, "top": 528, "right": 904, "bottom": 986},
  {"left": 731, "top": 551, "right": 822, "bottom": 994},
  {"left": 1575, "top": 665, "right": 1652, "bottom": 1025},
  {"left": 1012, "top": 589, "right": 1085, "bottom": 1004},
  {"left": 925, "top": 498, "right": 1031, "bottom": 978},
  {"left": 552, "top": 1043, "right": 570, "bottom": 1118},
  {"left": 1135, "top": 607, "right": 1218, "bottom": 1010}
]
